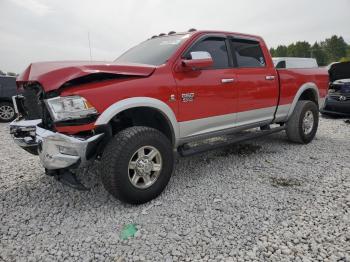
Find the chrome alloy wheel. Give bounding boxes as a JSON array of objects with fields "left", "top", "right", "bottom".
[
  {"left": 0, "top": 104, "right": 15, "bottom": 121},
  {"left": 128, "top": 146, "right": 162, "bottom": 189},
  {"left": 302, "top": 110, "right": 314, "bottom": 135}
]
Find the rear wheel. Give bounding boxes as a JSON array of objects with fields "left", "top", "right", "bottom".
[
  {"left": 100, "top": 126, "right": 174, "bottom": 204},
  {"left": 0, "top": 102, "right": 16, "bottom": 122},
  {"left": 286, "top": 100, "right": 319, "bottom": 144}
]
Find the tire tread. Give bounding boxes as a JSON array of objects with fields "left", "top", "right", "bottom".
[
  {"left": 286, "top": 100, "right": 318, "bottom": 144},
  {"left": 100, "top": 126, "right": 173, "bottom": 204}
]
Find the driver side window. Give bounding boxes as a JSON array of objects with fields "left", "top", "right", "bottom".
[{"left": 188, "top": 37, "right": 229, "bottom": 69}]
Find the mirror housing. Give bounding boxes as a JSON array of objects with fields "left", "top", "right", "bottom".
[{"left": 181, "top": 51, "right": 213, "bottom": 71}]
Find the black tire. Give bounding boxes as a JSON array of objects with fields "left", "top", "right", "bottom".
[
  {"left": 100, "top": 126, "right": 174, "bottom": 204},
  {"left": 0, "top": 101, "right": 16, "bottom": 122},
  {"left": 286, "top": 100, "right": 319, "bottom": 144}
]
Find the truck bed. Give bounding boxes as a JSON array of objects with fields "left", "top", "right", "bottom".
[{"left": 277, "top": 68, "right": 329, "bottom": 108}]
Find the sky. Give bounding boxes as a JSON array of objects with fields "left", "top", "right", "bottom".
[{"left": 0, "top": 0, "right": 349, "bottom": 73}]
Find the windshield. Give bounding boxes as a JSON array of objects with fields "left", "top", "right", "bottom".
[{"left": 115, "top": 34, "right": 190, "bottom": 66}]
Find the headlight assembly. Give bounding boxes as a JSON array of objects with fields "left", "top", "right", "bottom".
[{"left": 45, "top": 96, "right": 98, "bottom": 122}]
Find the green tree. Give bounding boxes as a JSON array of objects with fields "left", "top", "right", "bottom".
[
  {"left": 297, "top": 41, "right": 311, "bottom": 57},
  {"left": 339, "top": 57, "right": 350, "bottom": 62},
  {"left": 274, "top": 45, "right": 288, "bottom": 57},
  {"left": 270, "top": 35, "right": 349, "bottom": 66},
  {"left": 287, "top": 43, "right": 296, "bottom": 56},
  {"left": 346, "top": 46, "right": 350, "bottom": 58},
  {"left": 287, "top": 41, "right": 311, "bottom": 57},
  {"left": 321, "top": 35, "right": 348, "bottom": 63},
  {"left": 311, "top": 42, "right": 327, "bottom": 66}
]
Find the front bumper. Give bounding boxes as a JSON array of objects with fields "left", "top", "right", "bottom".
[
  {"left": 10, "top": 119, "right": 103, "bottom": 170},
  {"left": 321, "top": 96, "right": 350, "bottom": 116}
]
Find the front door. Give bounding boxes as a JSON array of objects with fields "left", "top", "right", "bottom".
[{"left": 173, "top": 36, "right": 238, "bottom": 138}]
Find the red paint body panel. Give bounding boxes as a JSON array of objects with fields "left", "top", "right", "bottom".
[
  {"left": 277, "top": 68, "right": 329, "bottom": 106},
  {"left": 181, "top": 58, "right": 214, "bottom": 70},
  {"left": 232, "top": 38, "right": 280, "bottom": 113},
  {"left": 173, "top": 68, "right": 238, "bottom": 121},
  {"left": 233, "top": 68, "right": 279, "bottom": 113},
  {"left": 17, "top": 61, "right": 156, "bottom": 91},
  {"left": 17, "top": 30, "right": 329, "bottom": 135},
  {"left": 60, "top": 65, "right": 178, "bottom": 120},
  {"left": 55, "top": 123, "right": 96, "bottom": 134}
]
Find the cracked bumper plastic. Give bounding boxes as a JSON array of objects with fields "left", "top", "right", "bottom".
[{"left": 10, "top": 119, "right": 103, "bottom": 170}]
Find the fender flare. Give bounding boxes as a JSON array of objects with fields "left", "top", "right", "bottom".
[
  {"left": 94, "top": 97, "right": 180, "bottom": 144},
  {"left": 287, "top": 82, "right": 320, "bottom": 119}
]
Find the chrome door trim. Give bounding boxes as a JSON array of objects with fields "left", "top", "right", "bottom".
[
  {"left": 265, "top": 76, "right": 276, "bottom": 80},
  {"left": 221, "top": 78, "right": 235, "bottom": 84}
]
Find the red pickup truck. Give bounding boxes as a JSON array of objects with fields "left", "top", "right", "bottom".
[{"left": 10, "top": 30, "right": 329, "bottom": 204}]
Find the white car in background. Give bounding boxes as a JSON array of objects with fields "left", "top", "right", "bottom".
[{"left": 273, "top": 57, "right": 318, "bottom": 69}]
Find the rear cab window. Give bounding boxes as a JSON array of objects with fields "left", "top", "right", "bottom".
[{"left": 230, "top": 38, "right": 266, "bottom": 68}]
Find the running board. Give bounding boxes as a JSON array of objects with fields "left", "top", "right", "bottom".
[{"left": 178, "top": 126, "right": 285, "bottom": 157}]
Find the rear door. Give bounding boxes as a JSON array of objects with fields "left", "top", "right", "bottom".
[{"left": 229, "top": 38, "right": 279, "bottom": 126}]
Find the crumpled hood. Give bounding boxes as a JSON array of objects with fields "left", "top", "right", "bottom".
[
  {"left": 17, "top": 61, "right": 156, "bottom": 92},
  {"left": 328, "top": 62, "right": 350, "bottom": 83}
]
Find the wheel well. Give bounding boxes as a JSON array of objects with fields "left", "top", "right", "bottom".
[
  {"left": 298, "top": 89, "right": 318, "bottom": 105},
  {"left": 109, "top": 107, "right": 174, "bottom": 145}
]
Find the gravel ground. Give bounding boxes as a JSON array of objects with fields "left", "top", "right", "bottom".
[{"left": 1, "top": 117, "right": 349, "bottom": 262}]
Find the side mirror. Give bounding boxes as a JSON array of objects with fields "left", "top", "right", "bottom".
[{"left": 181, "top": 51, "right": 213, "bottom": 71}]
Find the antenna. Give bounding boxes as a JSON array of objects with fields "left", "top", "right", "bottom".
[{"left": 88, "top": 31, "right": 92, "bottom": 61}]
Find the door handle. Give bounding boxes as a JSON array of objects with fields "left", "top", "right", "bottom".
[
  {"left": 265, "top": 76, "right": 276, "bottom": 80},
  {"left": 221, "top": 78, "right": 235, "bottom": 84}
]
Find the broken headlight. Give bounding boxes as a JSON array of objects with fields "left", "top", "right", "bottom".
[{"left": 45, "top": 96, "right": 97, "bottom": 122}]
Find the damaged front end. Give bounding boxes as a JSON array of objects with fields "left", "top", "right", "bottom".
[
  {"left": 10, "top": 61, "right": 155, "bottom": 188},
  {"left": 10, "top": 81, "right": 103, "bottom": 167},
  {"left": 10, "top": 119, "right": 103, "bottom": 170},
  {"left": 10, "top": 82, "right": 104, "bottom": 189}
]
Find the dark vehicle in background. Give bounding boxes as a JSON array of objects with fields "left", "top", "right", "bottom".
[
  {"left": 321, "top": 62, "right": 350, "bottom": 117},
  {"left": 0, "top": 76, "right": 17, "bottom": 122}
]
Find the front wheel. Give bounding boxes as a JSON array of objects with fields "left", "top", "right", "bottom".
[
  {"left": 100, "top": 126, "right": 174, "bottom": 204},
  {"left": 286, "top": 100, "right": 319, "bottom": 144}
]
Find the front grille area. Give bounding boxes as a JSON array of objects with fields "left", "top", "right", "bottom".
[
  {"left": 22, "top": 85, "right": 44, "bottom": 120},
  {"left": 329, "top": 94, "right": 350, "bottom": 101},
  {"left": 16, "top": 83, "right": 54, "bottom": 129}
]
